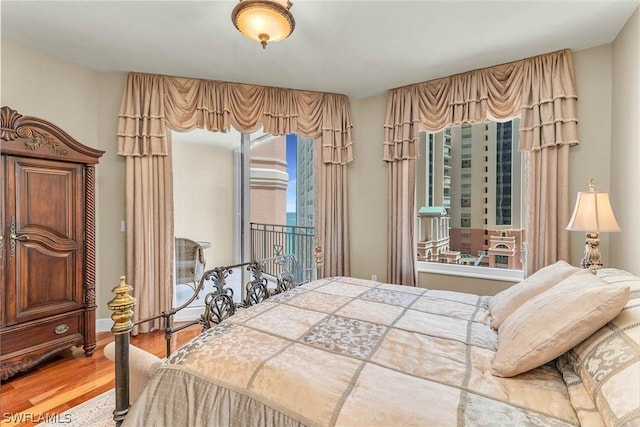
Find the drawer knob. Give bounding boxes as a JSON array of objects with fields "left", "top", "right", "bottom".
[{"left": 54, "top": 324, "right": 69, "bottom": 335}]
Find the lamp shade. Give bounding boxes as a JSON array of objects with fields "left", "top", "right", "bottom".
[
  {"left": 566, "top": 184, "right": 621, "bottom": 232},
  {"left": 232, "top": 0, "right": 295, "bottom": 49}
]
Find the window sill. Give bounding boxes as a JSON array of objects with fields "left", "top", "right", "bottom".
[{"left": 416, "top": 261, "right": 524, "bottom": 283}]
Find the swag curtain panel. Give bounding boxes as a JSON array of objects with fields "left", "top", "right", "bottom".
[
  {"left": 520, "top": 52, "right": 578, "bottom": 276},
  {"left": 383, "top": 85, "right": 421, "bottom": 286},
  {"left": 384, "top": 49, "right": 579, "bottom": 284},
  {"left": 118, "top": 73, "right": 353, "bottom": 329},
  {"left": 118, "top": 74, "right": 173, "bottom": 333}
]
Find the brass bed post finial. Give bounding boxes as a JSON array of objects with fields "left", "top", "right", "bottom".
[
  {"left": 107, "top": 276, "right": 137, "bottom": 426},
  {"left": 107, "top": 276, "right": 137, "bottom": 334}
]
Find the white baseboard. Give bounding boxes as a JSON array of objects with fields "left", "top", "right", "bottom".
[
  {"left": 174, "top": 306, "right": 204, "bottom": 323},
  {"left": 96, "top": 307, "right": 203, "bottom": 333},
  {"left": 96, "top": 318, "right": 113, "bottom": 333}
]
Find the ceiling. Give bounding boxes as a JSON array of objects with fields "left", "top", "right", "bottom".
[{"left": 1, "top": 0, "right": 639, "bottom": 99}]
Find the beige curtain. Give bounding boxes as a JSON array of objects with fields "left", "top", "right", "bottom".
[
  {"left": 525, "top": 145, "right": 571, "bottom": 276},
  {"left": 118, "top": 73, "right": 353, "bottom": 323},
  {"left": 384, "top": 49, "right": 578, "bottom": 284},
  {"left": 117, "top": 74, "right": 173, "bottom": 333},
  {"left": 124, "top": 144, "right": 174, "bottom": 333},
  {"left": 383, "top": 85, "right": 420, "bottom": 285},
  {"left": 315, "top": 152, "right": 351, "bottom": 277},
  {"left": 387, "top": 159, "right": 416, "bottom": 285}
]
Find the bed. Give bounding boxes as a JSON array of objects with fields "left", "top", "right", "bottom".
[{"left": 109, "top": 262, "right": 640, "bottom": 426}]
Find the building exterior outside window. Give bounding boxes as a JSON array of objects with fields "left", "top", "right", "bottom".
[
  {"left": 250, "top": 134, "right": 316, "bottom": 282},
  {"left": 250, "top": 135, "right": 289, "bottom": 226},
  {"left": 295, "top": 137, "right": 315, "bottom": 228},
  {"left": 417, "top": 119, "right": 524, "bottom": 270}
]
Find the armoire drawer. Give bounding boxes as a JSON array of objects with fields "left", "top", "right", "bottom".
[{"left": 0, "top": 312, "right": 83, "bottom": 358}]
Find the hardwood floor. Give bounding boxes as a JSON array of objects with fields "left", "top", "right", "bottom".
[{"left": 0, "top": 326, "right": 200, "bottom": 427}]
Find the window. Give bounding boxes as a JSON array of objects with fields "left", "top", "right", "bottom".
[
  {"left": 496, "top": 121, "right": 513, "bottom": 226},
  {"left": 495, "top": 255, "right": 509, "bottom": 267},
  {"left": 416, "top": 119, "right": 525, "bottom": 278},
  {"left": 427, "top": 135, "right": 434, "bottom": 207},
  {"left": 172, "top": 130, "right": 317, "bottom": 317},
  {"left": 250, "top": 134, "right": 316, "bottom": 284}
]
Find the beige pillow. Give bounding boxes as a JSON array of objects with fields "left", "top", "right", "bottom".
[
  {"left": 492, "top": 272, "right": 630, "bottom": 378},
  {"left": 489, "top": 260, "right": 580, "bottom": 329}
]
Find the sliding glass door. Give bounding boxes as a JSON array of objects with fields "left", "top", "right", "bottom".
[{"left": 172, "top": 129, "right": 315, "bottom": 319}]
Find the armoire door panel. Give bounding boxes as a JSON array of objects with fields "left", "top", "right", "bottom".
[
  {"left": 14, "top": 160, "right": 81, "bottom": 242},
  {"left": 6, "top": 243, "right": 80, "bottom": 325},
  {"left": 4, "top": 156, "right": 83, "bottom": 326}
]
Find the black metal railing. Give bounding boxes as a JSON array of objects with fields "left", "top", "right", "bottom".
[{"left": 250, "top": 222, "right": 316, "bottom": 284}]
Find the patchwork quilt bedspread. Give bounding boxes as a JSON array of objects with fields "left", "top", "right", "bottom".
[{"left": 123, "top": 276, "right": 583, "bottom": 426}]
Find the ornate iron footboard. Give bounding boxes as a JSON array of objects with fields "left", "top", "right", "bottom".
[{"left": 106, "top": 254, "right": 307, "bottom": 426}]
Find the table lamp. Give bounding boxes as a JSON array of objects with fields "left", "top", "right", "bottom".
[{"left": 566, "top": 179, "right": 621, "bottom": 270}]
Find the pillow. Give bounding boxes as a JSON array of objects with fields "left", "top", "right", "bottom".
[
  {"left": 492, "top": 271, "right": 630, "bottom": 377},
  {"left": 489, "top": 260, "right": 580, "bottom": 329},
  {"left": 566, "top": 269, "right": 640, "bottom": 427}
]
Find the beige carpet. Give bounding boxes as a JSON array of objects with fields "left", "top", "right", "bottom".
[{"left": 37, "top": 389, "right": 114, "bottom": 427}]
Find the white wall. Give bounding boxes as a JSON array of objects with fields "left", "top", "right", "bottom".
[
  {"left": 172, "top": 141, "right": 235, "bottom": 267},
  {"left": 610, "top": 7, "right": 640, "bottom": 275},
  {"left": 348, "top": 94, "right": 388, "bottom": 282},
  {"left": 570, "top": 45, "right": 614, "bottom": 267},
  {"left": 417, "top": 272, "right": 513, "bottom": 296}
]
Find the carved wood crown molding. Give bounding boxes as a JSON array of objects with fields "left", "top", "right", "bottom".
[{"left": 1, "top": 107, "right": 69, "bottom": 156}]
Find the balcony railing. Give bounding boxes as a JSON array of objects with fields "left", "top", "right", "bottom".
[{"left": 250, "top": 222, "right": 316, "bottom": 284}]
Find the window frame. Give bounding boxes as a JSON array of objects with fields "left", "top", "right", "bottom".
[
  {"left": 416, "top": 260, "right": 524, "bottom": 282},
  {"left": 415, "top": 118, "right": 525, "bottom": 282}
]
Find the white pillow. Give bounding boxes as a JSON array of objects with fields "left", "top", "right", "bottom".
[
  {"left": 492, "top": 271, "right": 630, "bottom": 378},
  {"left": 489, "top": 260, "right": 580, "bottom": 330}
]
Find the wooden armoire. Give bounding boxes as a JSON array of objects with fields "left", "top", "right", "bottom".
[{"left": 0, "top": 107, "right": 104, "bottom": 380}]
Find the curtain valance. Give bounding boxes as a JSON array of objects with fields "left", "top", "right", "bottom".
[
  {"left": 383, "top": 49, "right": 578, "bottom": 161},
  {"left": 117, "top": 73, "right": 354, "bottom": 165}
]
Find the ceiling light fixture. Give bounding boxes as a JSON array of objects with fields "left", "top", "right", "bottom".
[{"left": 231, "top": 0, "right": 295, "bottom": 49}]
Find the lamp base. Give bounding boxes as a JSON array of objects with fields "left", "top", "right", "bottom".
[{"left": 579, "top": 232, "right": 604, "bottom": 271}]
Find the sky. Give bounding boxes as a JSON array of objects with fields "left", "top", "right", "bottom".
[{"left": 286, "top": 134, "right": 297, "bottom": 213}]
